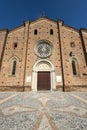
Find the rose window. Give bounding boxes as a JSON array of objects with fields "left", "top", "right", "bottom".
[{"left": 35, "top": 42, "right": 52, "bottom": 58}]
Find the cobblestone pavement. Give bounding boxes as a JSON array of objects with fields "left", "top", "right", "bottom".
[{"left": 0, "top": 91, "right": 87, "bottom": 130}]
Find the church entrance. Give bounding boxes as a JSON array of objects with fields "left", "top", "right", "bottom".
[
  {"left": 32, "top": 59, "right": 56, "bottom": 91},
  {"left": 37, "top": 71, "right": 50, "bottom": 90}
]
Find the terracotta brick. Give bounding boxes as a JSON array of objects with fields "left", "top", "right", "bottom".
[{"left": 0, "top": 17, "right": 87, "bottom": 91}]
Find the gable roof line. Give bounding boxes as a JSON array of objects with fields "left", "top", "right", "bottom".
[
  {"left": 1, "top": 17, "right": 86, "bottom": 33},
  {"left": 30, "top": 16, "right": 57, "bottom": 24},
  {"left": 63, "top": 23, "right": 79, "bottom": 32}
]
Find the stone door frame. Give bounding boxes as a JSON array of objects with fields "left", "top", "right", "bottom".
[{"left": 32, "top": 59, "right": 56, "bottom": 91}]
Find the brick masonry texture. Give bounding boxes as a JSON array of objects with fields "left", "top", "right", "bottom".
[{"left": 0, "top": 17, "right": 87, "bottom": 91}]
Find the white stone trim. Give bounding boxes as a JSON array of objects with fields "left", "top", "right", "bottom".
[{"left": 32, "top": 59, "right": 56, "bottom": 91}]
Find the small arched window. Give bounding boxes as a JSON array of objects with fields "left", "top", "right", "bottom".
[
  {"left": 12, "top": 60, "right": 17, "bottom": 75},
  {"left": 50, "top": 29, "right": 53, "bottom": 35},
  {"left": 72, "top": 60, "right": 77, "bottom": 75},
  {"left": 34, "top": 29, "right": 37, "bottom": 35}
]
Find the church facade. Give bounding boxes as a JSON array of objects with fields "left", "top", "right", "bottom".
[{"left": 0, "top": 17, "right": 87, "bottom": 91}]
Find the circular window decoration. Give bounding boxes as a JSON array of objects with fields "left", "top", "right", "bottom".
[{"left": 35, "top": 41, "right": 52, "bottom": 58}]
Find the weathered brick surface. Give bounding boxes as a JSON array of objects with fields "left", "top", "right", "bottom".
[{"left": 0, "top": 17, "right": 87, "bottom": 91}]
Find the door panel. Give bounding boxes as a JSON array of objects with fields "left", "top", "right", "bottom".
[{"left": 37, "top": 71, "right": 50, "bottom": 90}]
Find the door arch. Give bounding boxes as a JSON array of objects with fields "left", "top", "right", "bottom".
[{"left": 32, "top": 59, "right": 56, "bottom": 91}]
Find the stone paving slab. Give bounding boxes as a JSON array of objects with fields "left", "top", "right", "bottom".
[
  {"left": 0, "top": 92, "right": 16, "bottom": 100},
  {"left": 0, "top": 92, "right": 87, "bottom": 130},
  {"left": 71, "top": 92, "right": 87, "bottom": 100}
]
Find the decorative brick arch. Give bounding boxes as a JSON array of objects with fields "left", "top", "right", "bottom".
[
  {"left": 8, "top": 56, "right": 20, "bottom": 75},
  {"left": 8, "top": 55, "right": 21, "bottom": 62},
  {"left": 69, "top": 57, "right": 79, "bottom": 76},
  {"left": 32, "top": 59, "right": 56, "bottom": 91}
]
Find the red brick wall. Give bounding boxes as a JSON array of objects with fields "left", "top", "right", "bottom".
[{"left": 0, "top": 18, "right": 87, "bottom": 91}]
